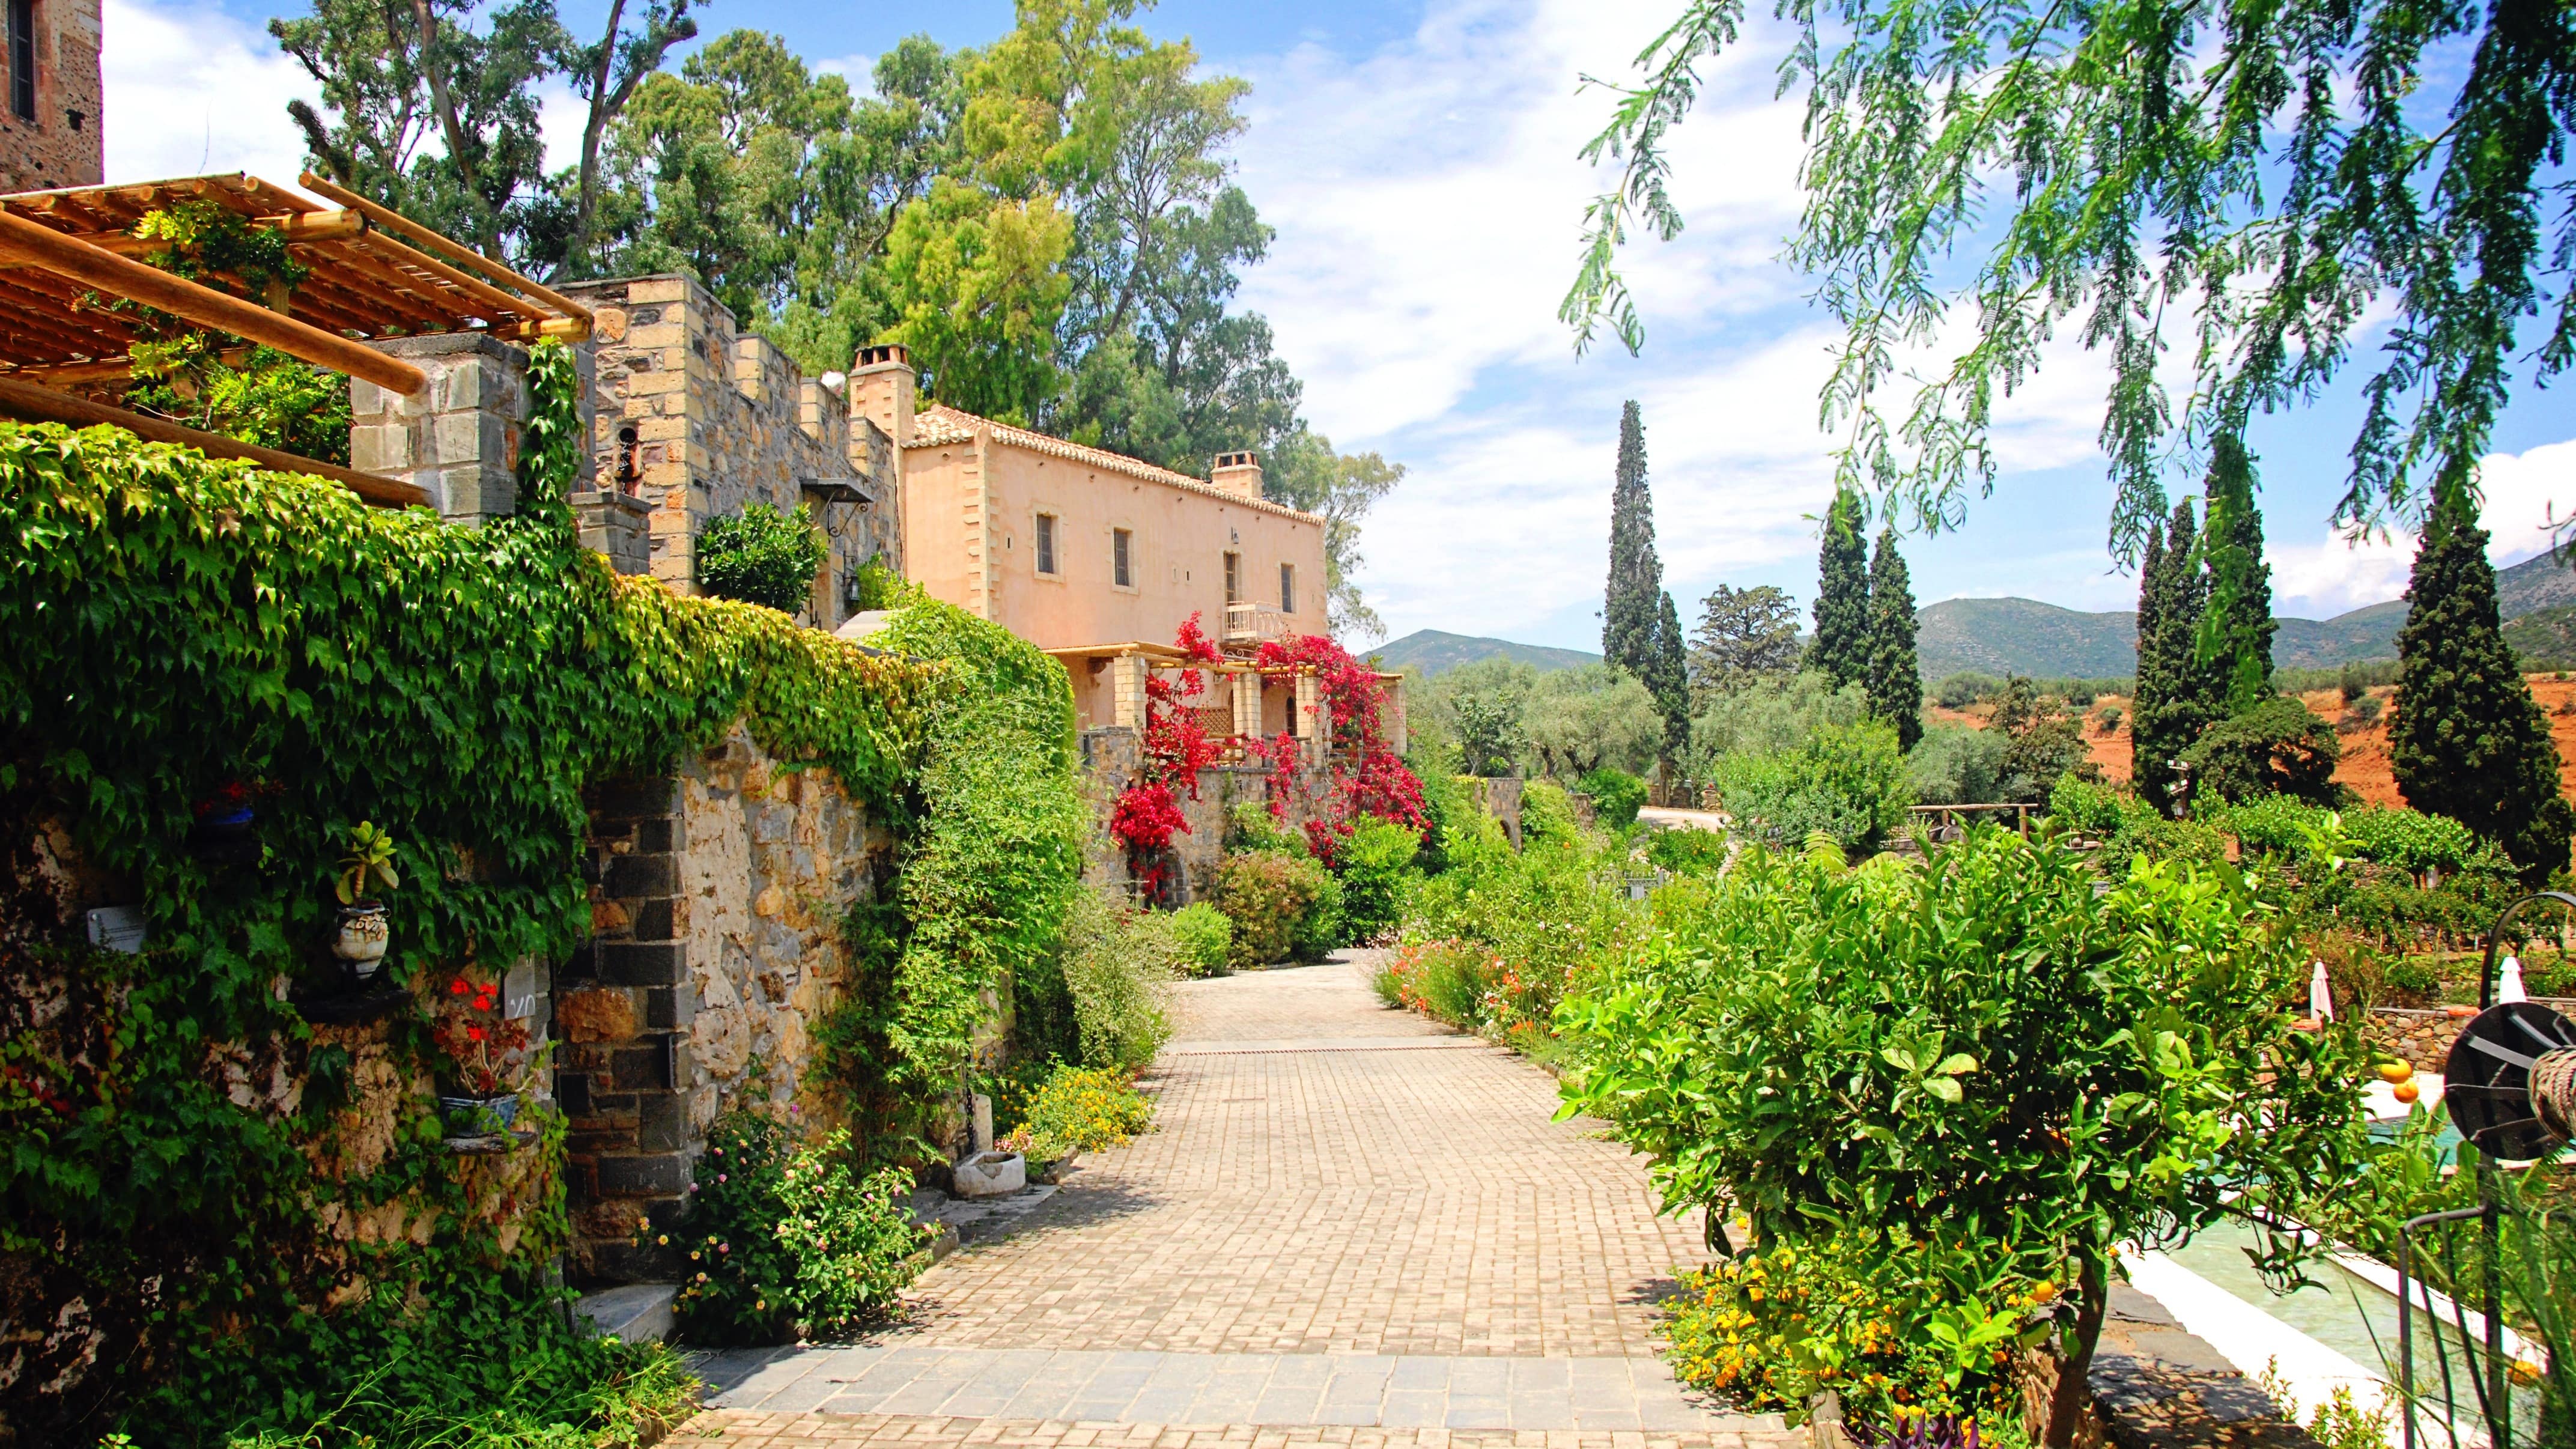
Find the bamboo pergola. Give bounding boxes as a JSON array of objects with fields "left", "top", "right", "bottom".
[{"left": 0, "top": 172, "right": 594, "bottom": 507}]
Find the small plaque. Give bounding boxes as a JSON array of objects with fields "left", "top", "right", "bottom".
[
  {"left": 503, "top": 958, "right": 542, "bottom": 1020},
  {"left": 85, "top": 905, "right": 147, "bottom": 953}
]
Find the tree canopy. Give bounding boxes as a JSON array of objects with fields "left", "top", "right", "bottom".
[{"left": 1565, "top": 0, "right": 2576, "bottom": 556}]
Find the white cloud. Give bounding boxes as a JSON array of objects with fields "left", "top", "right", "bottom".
[
  {"left": 2267, "top": 437, "right": 2576, "bottom": 618},
  {"left": 103, "top": 0, "right": 319, "bottom": 186}
]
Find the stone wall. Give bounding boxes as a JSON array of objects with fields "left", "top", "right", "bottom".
[
  {"left": 561, "top": 276, "right": 901, "bottom": 628},
  {"left": 2367, "top": 1007, "right": 2468, "bottom": 1074},
  {"left": 0, "top": 0, "right": 102, "bottom": 194},
  {"left": 559, "top": 724, "right": 895, "bottom": 1282}
]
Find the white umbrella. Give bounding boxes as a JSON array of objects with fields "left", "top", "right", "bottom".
[
  {"left": 2498, "top": 953, "right": 2528, "bottom": 1004},
  {"left": 2309, "top": 961, "right": 2334, "bottom": 1022}
]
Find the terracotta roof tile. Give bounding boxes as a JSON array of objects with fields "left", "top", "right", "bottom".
[{"left": 905, "top": 404, "right": 1320, "bottom": 523}]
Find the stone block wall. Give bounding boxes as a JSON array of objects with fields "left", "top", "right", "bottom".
[
  {"left": 0, "top": 0, "right": 102, "bottom": 193},
  {"left": 559, "top": 724, "right": 895, "bottom": 1282},
  {"left": 562, "top": 276, "right": 902, "bottom": 629}
]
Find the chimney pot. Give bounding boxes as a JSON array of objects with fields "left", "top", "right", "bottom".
[
  {"left": 1210, "top": 450, "right": 1263, "bottom": 502},
  {"left": 849, "top": 344, "right": 919, "bottom": 449}
]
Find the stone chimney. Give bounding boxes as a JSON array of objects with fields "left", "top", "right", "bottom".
[
  {"left": 849, "top": 344, "right": 917, "bottom": 449},
  {"left": 1211, "top": 450, "right": 1263, "bottom": 502}
]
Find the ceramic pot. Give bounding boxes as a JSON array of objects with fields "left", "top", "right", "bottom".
[
  {"left": 333, "top": 901, "right": 389, "bottom": 979},
  {"left": 187, "top": 807, "right": 257, "bottom": 864}
]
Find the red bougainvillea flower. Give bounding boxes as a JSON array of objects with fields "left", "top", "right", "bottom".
[
  {"left": 450, "top": 979, "right": 469, "bottom": 996},
  {"left": 466, "top": 1025, "right": 487, "bottom": 1042}
]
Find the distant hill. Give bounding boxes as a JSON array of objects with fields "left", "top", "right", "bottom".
[
  {"left": 2500, "top": 550, "right": 2576, "bottom": 617},
  {"left": 1372, "top": 630, "right": 1602, "bottom": 676},
  {"left": 2506, "top": 603, "right": 2576, "bottom": 669},
  {"left": 1915, "top": 598, "right": 2138, "bottom": 679}
]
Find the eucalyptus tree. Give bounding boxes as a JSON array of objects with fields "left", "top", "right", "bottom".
[{"left": 1562, "top": 0, "right": 2576, "bottom": 561}]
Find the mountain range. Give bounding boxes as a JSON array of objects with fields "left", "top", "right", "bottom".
[{"left": 1380, "top": 551, "right": 2576, "bottom": 681}]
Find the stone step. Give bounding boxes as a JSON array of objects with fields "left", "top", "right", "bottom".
[
  {"left": 690, "top": 1409, "right": 1803, "bottom": 1448},
  {"left": 576, "top": 1281, "right": 676, "bottom": 1344},
  {"left": 690, "top": 1346, "right": 1785, "bottom": 1435}
]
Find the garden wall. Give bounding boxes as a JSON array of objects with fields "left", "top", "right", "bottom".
[{"left": 560, "top": 724, "right": 897, "bottom": 1283}]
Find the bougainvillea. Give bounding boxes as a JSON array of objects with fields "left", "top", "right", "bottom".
[
  {"left": 1248, "top": 634, "right": 1427, "bottom": 863},
  {"left": 1109, "top": 614, "right": 1229, "bottom": 895}
]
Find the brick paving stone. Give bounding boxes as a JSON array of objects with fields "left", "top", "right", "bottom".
[{"left": 687, "top": 957, "right": 1784, "bottom": 1449}]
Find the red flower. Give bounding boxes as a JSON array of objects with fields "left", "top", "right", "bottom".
[
  {"left": 449, "top": 979, "right": 469, "bottom": 996},
  {"left": 466, "top": 1025, "right": 487, "bottom": 1042}
]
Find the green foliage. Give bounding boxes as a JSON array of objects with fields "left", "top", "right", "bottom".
[
  {"left": 2341, "top": 807, "right": 2483, "bottom": 877},
  {"left": 1558, "top": 831, "right": 2377, "bottom": 1434},
  {"left": 1001, "top": 1063, "right": 1154, "bottom": 1159},
  {"left": 1166, "top": 903, "right": 1233, "bottom": 977},
  {"left": 697, "top": 502, "right": 830, "bottom": 615},
  {"left": 1525, "top": 664, "right": 1666, "bottom": 779},
  {"left": 2094, "top": 815, "right": 2229, "bottom": 880},
  {"left": 663, "top": 1112, "right": 926, "bottom": 1345},
  {"left": 1292, "top": 868, "right": 1350, "bottom": 961},
  {"left": 1665, "top": 1236, "right": 2050, "bottom": 1426},
  {"left": 1379, "top": 938, "right": 1496, "bottom": 1030},
  {"left": 0, "top": 419, "right": 943, "bottom": 1439},
  {"left": 2194, "top": 439, "right": 2278, "bottom": 714},
  {"left": 1692, "top": 671, "right": 1873, "bottom": 774},
  {"left": 833, "top": 598, "right": 1085, "bottom": 1144},
  {"left": 333, "top": 819, "right": 401, "bottom": 904},
  {"left": 1864, "top": 527, "right": 1923, "bottom": 751},
  {"left": 1603, "top": 401, "right": 1666, "bottom": 682},
  {"left": 1055, "top": 889, "right": 1176, "bottom": 1072},
  {"left": 1519, "top": 777, "right": 1582, "bottom": 848},
  {"left": 1226, "top": 798, "right": 1309, "bottom": 857},
  {"left": 1712, "top": 719, "right": 1912, "bottom": 851},
  {"left": 1987, "top": 678, "right": 2091, "bottom": 800},
  {"left": 1810, "top": 491, "right": 1873, "bottom": 690},
  {"left": 1578, "top": 767, "right": 1648, "bottom": 830},
  {"left": 849, "top": 558, "right": 907, "bottom": 611},
  {"left": 1689, "top": 584, "right": 1805, "bottom": 700},
  {"left": 2181, "top": 697, "right": 2340, "bottom": 806},
  {"left": 1400, "top": 818, "right": 1639, "bottom": 1041},
  {"left": 1216, "top": 850, "right": 1329, "bottom": 968},
  {"left": 2046, "top": 774, "right": 2132, "bottom": 835},
  {"left": 1933, "top": 673, "right": 2001, "bottom": 709},
  {"left": 2393, "top": 496, "right": 2576, "bottom": 880},
  {"left": 2133, "top": 500, "right": 2214, "bottom": 809},
  {"left": 1331, "top": 815, "right": 1423, "bottom": 942},
  {"left": 1644, "top": 827, "right": 1730, "bottom": 876},
  {"left": 1907, "top": 723, "right": 2009, "bottom": 807},
  {"left": 875, "top": 178, "right": 1075, "bottom": 424},
  {"left": 515, "top": 339, "right": 585, "bottom": 536}
]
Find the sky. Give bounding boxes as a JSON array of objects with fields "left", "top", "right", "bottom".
[{"left": 109, "top": 0, "right": 2576, "bottom": 652}]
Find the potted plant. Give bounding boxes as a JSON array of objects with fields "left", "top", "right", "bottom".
[
  {"left": 189, "top": 780, "right": 260, "bottom": 863},
  {"left": 332, "top": 821, "right": 399, "bottom": 982},
  {"left": 431, "top": 971, "right": 533, "bottom": 1139}
]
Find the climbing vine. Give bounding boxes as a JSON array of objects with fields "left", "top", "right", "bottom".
[
  {"left": 0, "top": 412, "right": 937, "bottom": 1442},
  {"left": 1250, "top": 634, "right": 1427, "bottom": 861},
  {"left": 1107, "top": 615, "right": 1226, "bottom": 896}
]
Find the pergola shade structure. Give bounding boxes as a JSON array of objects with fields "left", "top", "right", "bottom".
[{"left": 0, "top": 172, "right": 592, "bottom": 505}]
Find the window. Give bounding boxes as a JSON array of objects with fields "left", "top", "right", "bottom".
[
  {"left": 8, "top": 0, "right": 33, "bottom": 123},
  {"left": 1035, "top": 513, "right": 1057, "bottom": 575},
  {"left": 1280, "top": 563, "right": 1296, "bottom": 614},
  {"left": 1223, "top": 551, "right": 1241, "bottom": 604},
  {"left": 1113, "top": 528, "right": 1132, "bottom": 588}
]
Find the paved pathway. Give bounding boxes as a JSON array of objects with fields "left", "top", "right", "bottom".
[{"left": 686, "top": 956, "right": 1794, "bottom": 1449}]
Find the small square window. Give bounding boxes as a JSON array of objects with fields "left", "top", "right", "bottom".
[
  {"left": 1035, "top": 513, "right": 1058, "bottom": 576},
  {"left": 1113, "top": 529, "right": 1132, "bottom": 588},
  {"left": 1280, "top": 563, "right": 1296, "bottom": 615}
]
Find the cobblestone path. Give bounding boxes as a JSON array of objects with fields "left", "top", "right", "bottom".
[{"left": 686, "top": 956, "right": 1795, "bottom": 1449}]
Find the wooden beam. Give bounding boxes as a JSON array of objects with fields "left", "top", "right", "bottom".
[
  {"left": 345, "top": 229, "right": 533, "bottom": 326},
  {"left": 0, "top": 210, "right": 428, "bottom": 396},
  {"left": 297, "top": 173, "right": 594, "bottom": 333},
  {"left": 0, "top": 375, "right": 434, "bottom": 509}
]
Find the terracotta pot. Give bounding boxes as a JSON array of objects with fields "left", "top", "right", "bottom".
[{"left": 333, "top": 901, "right": 389, "bottom": 979}]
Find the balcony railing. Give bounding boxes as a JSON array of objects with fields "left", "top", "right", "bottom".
[{"left": 1223, "top": 601, "right": 1289, "bottom": 649}]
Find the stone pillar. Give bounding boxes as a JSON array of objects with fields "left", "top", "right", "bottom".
[
  {"left": 558, "top": 773, "right": 695, "bottom": 1284},
  {"left": 1111, "top": 653, "right": 1151, "bottom": 730},
  {"left": 573, "top": 491, "right": 654, "bottom": 574},
  {"left": 1384, "top": 675, "right": 1408, "bottom": 755},
  {"left": 1295, "top": 672, "right": 1324, "bottom": 765},
  {"left": 1232, "top": 670, "right": 1262, "bottom": 739},
  {"left": 350, "top": 333, "right": 529, "bottom": 524}
]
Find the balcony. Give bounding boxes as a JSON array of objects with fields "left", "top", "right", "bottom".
[{"left": 1222, "top": 601, "right": 1290, "bottom": 651}]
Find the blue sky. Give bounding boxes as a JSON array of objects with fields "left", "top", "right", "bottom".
[{"left": 114, "top": 0, "right": 2576, "bottom": 651}]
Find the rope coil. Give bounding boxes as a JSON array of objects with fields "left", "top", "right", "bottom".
[{"left": 2534, "top": 1047, "right": 2576, "bottom": 1146}]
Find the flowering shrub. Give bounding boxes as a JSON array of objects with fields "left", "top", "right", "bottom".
[
  {"left": 655, "top": 1111, "right": 926, "bottom": 1345},
  {"left": 430, "top": 970, "right": 533, "bottom": 1096},
  {"left": 997, "top": 1063, "right": 1154, "bottom": 1159},
  {"left": 1217, "top": 850, "right": 1332, "bottom": 968},
  {"left": 1109, "top": 615, "right": 1226, "bottom": 895},
  {"left": 1662, "top": 1235, "right": 2049, "bottom": 1429},
  {"left": 1247, "top": 633, "right": 1426, "bottom": 858}
]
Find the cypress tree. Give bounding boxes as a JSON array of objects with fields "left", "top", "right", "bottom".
[
  {"left": 1810, "top": 490, "right": 1871, "bottom": 688},
  {"left": 1603, "top": 401, "right": 1664, "bottom": 679},
  {"left": 2196, "top": 436, "right": 2277, "bottom": 714},
  {"left": 2391, "top": 485, "right": 2576, "bottom": 879},
  {"left": 2131, "top": 499, "right": 2214, "bottom": 812},
  {"left": 1864, "top": 526, "right": 1922, "bottom": 751},
  {"left": 1648, "top": 589, "right": 1691, "bottom": 755}
]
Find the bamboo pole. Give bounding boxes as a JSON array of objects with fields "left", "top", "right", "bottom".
[
  {"left": 0, "top": 375, "right": 433, "bottom": 509},
  {"left": 296, "top": 173, "right": 594, "bottom": 332},
  {"left": 0, "top": 210, "right": 428, "bottom": 396}
]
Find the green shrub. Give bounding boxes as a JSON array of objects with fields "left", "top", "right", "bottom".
[
  {"left": 2095, "top": 813, "right": 2229, "bottom": 878},
  {"left": 1578, "top": 767, "right": 1648, "bottom": 829},
  {"left": 1333, "top": 815, "right": 1423, "bottom": 941},
  {"left": 2384, "top": 956, "right": 2443, "bottom": 1000},
  {"left": 1226, "top": 799, "right": 1309, "bottom": 855},
  {"left": 848, "top": 557, "right": 906, "bottom": 610},
  {"left": 1054, "top": 889, "right": 1176, "bottom": 1071},
  {"left": 1690, "top": 671, "right": 1870, "bottom": 771},
  {"left": 1645, "top": 827, "right": 1730, "bottom": 876},
  {"left": 1294, "top": 867, "right": 1350, "bottom": 959},
  {"left": 1907, "top": 722, "right": 2009, "bottom": 806},
  {"left": 2344, "top": 806, "right": 2484, "bottom": 876},
  {"left": 2219, "top": 792, "right": 2329, "bottom": 855},
  {"left": 1002, "top": 1063, "right": 1155, "bottom": 1159},
  {"left": 697, "top": 502, "right": 829, "bottom": 613},
  {"left": 1167, "top": 902, "right": 1233, "bottom": 977},
  {"left": 1712, "top": 718, "right": 1912, "bottom": 851},
  {"left": 664, "top": 1112, "right": 927, "bottom": 1344},
  {"left": 1520, "top": 777, "right": 1581, "bottom": 845},
  {"left": 2046, "top": 773, "right": 2131, "bottom": 834},
  {"left": 1217, "top": 851, "right": 1329, "bottom": 967},
  {"left": 2182, "top": 697, "right": 2342, "bottom": 806},
  {"left": 1559, "top": 829, "right": 2376, "bottom": 1432},
  {"left": 1379, "top": 938, "right": 1498, "bottom": 1029},
  {"left": 1934, "top": 672, "right": 2001, "bottom": 708}
]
